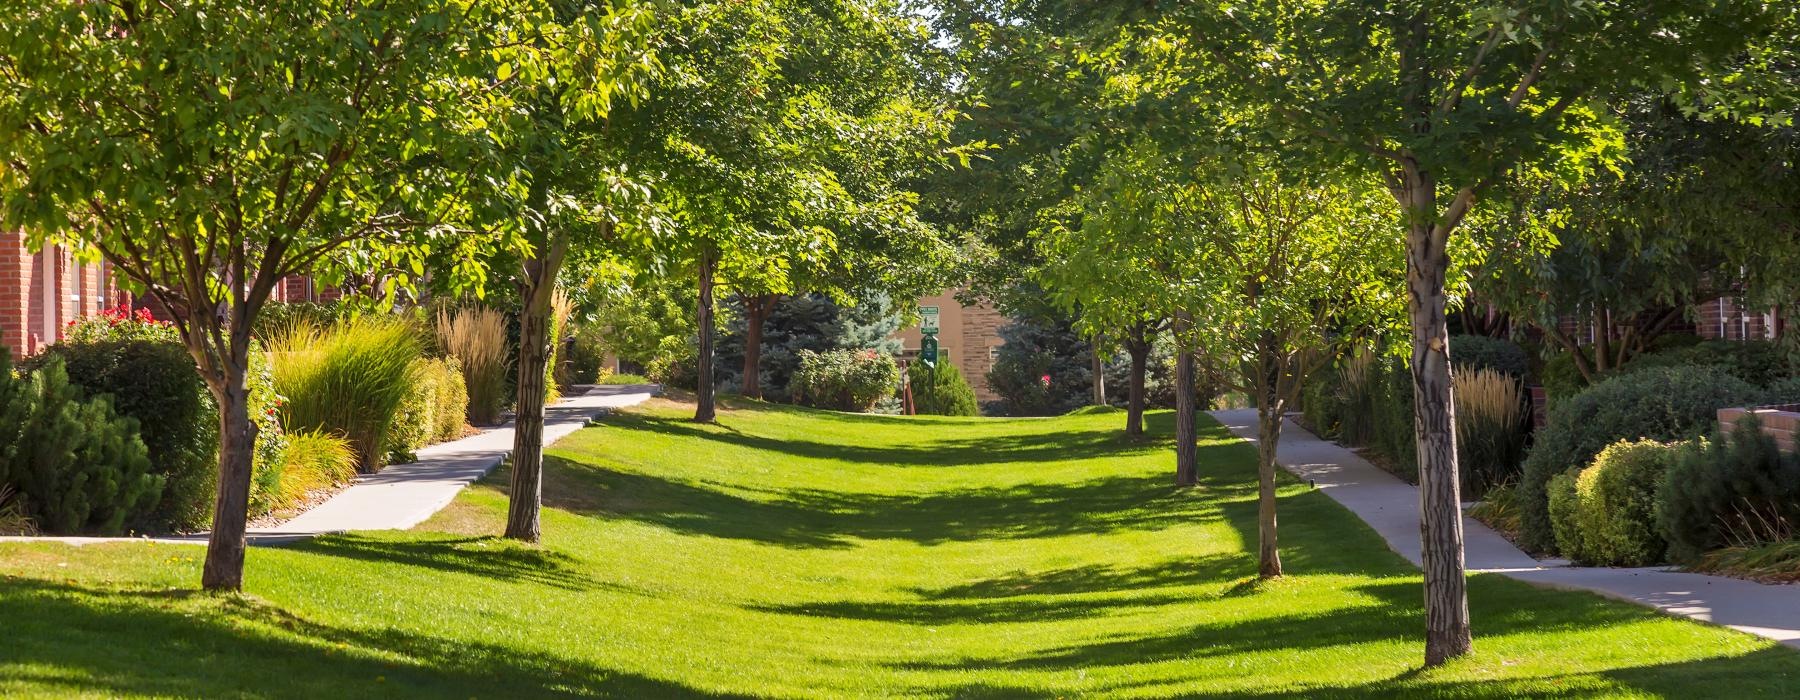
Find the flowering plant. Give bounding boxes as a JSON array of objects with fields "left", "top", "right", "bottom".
[{"left": 64, "top": 304, "right": 180, "bottom": 344}]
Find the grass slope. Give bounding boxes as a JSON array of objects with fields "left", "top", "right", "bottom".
[{"left": 3, "top": 398, "right": 1798, "bottom": 698}]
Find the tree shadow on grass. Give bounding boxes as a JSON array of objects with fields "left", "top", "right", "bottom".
[
  {"left": 534, "top": 449, "right": 1238, "bottom": 548},
  {"left": 0, "top": 578, "right": 750, "bottom": 699},
  {"left": 279, "top": 533, "right": 629, "bottom": 593},
  {"left": 754, "top": 554, "right": 1256, "bottom": 626},
  {"left": 911, "top": 553, "right": 1249, "bottom": 600},
  {"left": 602, "top": 411, "right": 1166, "bottom": 468},
  {"left": 930, "top": 644, "right": 1800, "bottom": 699}
]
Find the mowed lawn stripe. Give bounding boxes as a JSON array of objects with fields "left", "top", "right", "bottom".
[{"left": 3, "top": 398, "right": 1798, "bottom": 697}]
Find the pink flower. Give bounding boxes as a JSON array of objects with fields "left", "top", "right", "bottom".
[{"left": 1039, "top": 374, "right": 1051, "bottom": 387}]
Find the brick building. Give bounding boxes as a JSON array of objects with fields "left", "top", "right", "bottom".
[
  {"left": 2, "top": 228, "right": 339, "bottom": 356},
  {"left": 0, "top": 230, "right": 133, "bottom": 355},
  {"left": 893, "top": 289, "right": 1006, "bottom": 401}
]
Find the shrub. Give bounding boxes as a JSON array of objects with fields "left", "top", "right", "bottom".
[
  {"left": 566, "top": 325, "right": 607, "bottom": 384},
  {"left": 1453, "top": 367, "right": 1528, "bottom": 498},
  {"left": 252, "top": 430, "right": 356, "bottom": 515},
  {"left": 1624, "top": 339, "right": 1793, "bottom": 387},
  {"left": 1552, "top": 440, "right": 1676, "bottom": 566},
  {"left": 1538, "top": 349, "right": 1589, "bottom": 403},
  {"left": 985, "top": 315, "right": 1097, "bottom": 416},
  {"left": 385, "top": 356, "right": 470, "bottom": 463},
  {"left": 26, "top": 338, "right": 217, "bottom": 530},
  {"left": 431, "top": 358, "right": 469, "bottom": 443},
  {"left": 1518, "top": 365, "right": 1761, "bottom": 553},
  {"left": 1300, "top": 367, "right": 1343, "bottom": 438},
  {"left": 0, "top": 353, "right": 161, "bottom": 534},
  {"left": 1657, "top": 416, "right": 1800, "bottom": 563},
  {"left": 600, "top": 373, "right": 651, "bottom": 385},
  {"left": 436, "top": 306, "right": 509, "bottom": 425},
  {"left": 792, "top": 349, "right": 899, "bottom": 412},
  {"left": 908, "top": 360, "right": 980, "bottom": 416},
  {"left": 1449, "top": 335, "right": 1530, "bottom": 380},
  {"left": 63, "top": 304, "right": 181, "bottom": 344},
  {"left": 986, "top": 348, "right": 1058, "bottom": 416},
  {"left": 268, "top": 317, "right": 423, "bottom": 473},
  {"left": 1370, "top": 357, "right": 1416, "bottom": 479},
  {"left": 1547, "top": 472, "right": 1586, "bottom": 563}
]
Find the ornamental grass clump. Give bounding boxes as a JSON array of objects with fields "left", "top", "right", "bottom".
[
  {"left": 267, "top": 317, "right": 422, "bottom": 473},
  {"left": 1452, "top": 366, "right": 1528, "bottom": 499},
  {"left": 436, "top": 306, "right": 509, "bottom": 425},
  {"left": 250, "top": 430, "right": 356, "bottom": 515}
]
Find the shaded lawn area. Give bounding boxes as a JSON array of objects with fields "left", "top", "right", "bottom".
[{"left": 3, "top": 398, "right": 1799, "bottom": 698}]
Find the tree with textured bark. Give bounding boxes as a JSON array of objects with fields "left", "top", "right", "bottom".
[
  {"left": 1161, "top": 0, "right": 1795, "bottom": 664},
  {"left": 1135, "top": 145, "right": 1401, "bottom": 579},
  {"left": 485, "top": 2, "right": 662, "bottom": 543},
  {"left": 0, "top": 1, "right": 552, "bottom": 591}
]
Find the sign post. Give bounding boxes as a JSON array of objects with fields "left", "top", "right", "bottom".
[
  {"left": 920, "top": 305, "right": 940, "bottom": 334},
  {"left": 920, "top": 334, "right": 939, "bottom": 368}
]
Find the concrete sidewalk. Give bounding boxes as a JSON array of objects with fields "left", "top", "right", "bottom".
[
  {"left": 2, "top": 384, "right": 656, "bottom": 546},
  {"left": 1209, "top": 408, "right": 1800, "bottom": 650}
]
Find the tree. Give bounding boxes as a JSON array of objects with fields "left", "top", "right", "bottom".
[
  {"left": 1169, "top": 0, "right": 1794, "bottom": 663},
  {"left": 1475, "top": 98, "right": 1800, "bottom": 382},
  {"left": 0, "top": 1, "right": 545, "bottom": 590},
  {"left": 611, "top": 0, "right": 961, "bottom": 422},
  {"left": 487, "top": 2, "right": 662, "bottom": 543}
]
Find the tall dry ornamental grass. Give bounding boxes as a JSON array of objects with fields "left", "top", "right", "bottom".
[
  {"left": 1335, "top": 348, "right": 1378, "bottom": 445},
  {"left": 267, "top": 317, "right": 423, "bottom": 473},
  {"left": 436, "top": 305, "right": 509, "bottom": 425},
  {"left": 1453, "top": 365, "right": 1528, "bottom": 498}
]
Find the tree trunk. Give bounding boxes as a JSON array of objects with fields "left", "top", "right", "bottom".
[
  {"left": 504, "top": 237, "right": 567, "bottom": 543},
  {"left": 1173, "top": 312, "right": 1198, "bottom": 486},
  {"left": 1256, "top": 397, "right": 1284, "bottom": 579},
  {"left": 741, "top": 294, "right": 773, "bottom": 400},
  {"left": 200, "top": 349, "right": 255, "bottom": 592},
  {"left": 1091, "top": 341, "right": 1107, "bottom": 406},
  {"left": 1126, "top": 334, "right": 1149, "bottom": 437},
  {"left": 1404, "top": 188, "right": 1472, "bottom": 666},
  {"left": 1174, "top": 349, "right": 1197, "bottom": 486},
  {"left": 694, "top": 251, "right": 718, "bottom": 423}
]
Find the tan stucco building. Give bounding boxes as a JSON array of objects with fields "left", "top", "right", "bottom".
[{"left": 894, "top": 289, "right": 1006, "bottom": 401}]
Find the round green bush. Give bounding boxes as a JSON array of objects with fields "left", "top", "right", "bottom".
[
  {"left": 1622, "top": 340, "right": 1792, "bottom": 387},
  {"left": 1449, "top": 335, "right": 1530, "bottom": 380},
  {"left": 1517, "top": 365, "right": 1762, "bottom": 554},
  {"left": 1562, "top": 440, "right": 1675, "bottom": 566},
  {"left": 1547, "top": 472, "right": 1585, "bottom": 563},
  {"left": 792, "top": 349, "right": 899, "bottom": 412},
  {"left": 907, "top": 360, "right": 979, "bottom": 416},
  {"left": 25, "top": 339, "right": 217, "bottom": 530}
]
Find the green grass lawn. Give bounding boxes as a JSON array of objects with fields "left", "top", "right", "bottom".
[{"left": 3, "top": 398, "right": 1798, "bottom": 698}]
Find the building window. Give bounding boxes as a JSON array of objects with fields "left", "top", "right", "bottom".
[{"left": 988, "top": 346, "right": 1000, "bottom": 360}]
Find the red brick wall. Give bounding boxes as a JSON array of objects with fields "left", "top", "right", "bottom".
[
  {"left": 0, "top": 234, "right": 129, "bottom": 355},
  {"left": 0, "top": 230, "right": 31, "bottom": 354},
  {"left": 1696, "top": 297, "right": 1778, "bottom": 341}
]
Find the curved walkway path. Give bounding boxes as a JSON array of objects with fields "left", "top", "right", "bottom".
[
  {"left": 1209, "top": 408, "right": 1800, "bottom": 650},
  {"left": 4, "top": 384, "right": 657, "bottom": 546}
]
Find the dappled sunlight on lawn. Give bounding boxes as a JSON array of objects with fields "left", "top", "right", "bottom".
[{"left": 3, "top": 403, "right": 1798, "bottom": 697}]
